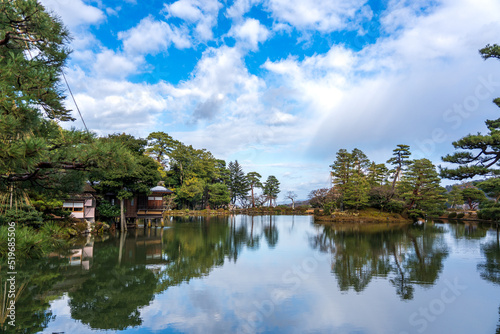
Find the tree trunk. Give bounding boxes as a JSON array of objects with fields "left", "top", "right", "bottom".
[
  {"left": 291, "top": 199, "right": 295, "bottom": 210},
  {"left": 120, "top": 198, "right": 127, "bottom": 232},
  {"left": 118, "top": 230, "right": 126, "bottom": 265},
  {"left": 251, "top": 185, "right": 255, "bottom": 208},
  {"left": 391, "top": 166, "right": 401, "bottom": 191},
  {"left": 9, "top": 184, "right": 13, "bottom": 209}
]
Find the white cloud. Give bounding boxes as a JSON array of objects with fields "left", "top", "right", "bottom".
[
  {"left": 267, "top": 110, "right": 296, "bottom": 125},
  {"left": 228, "top": 18, "right": 270, "bottom": 50},
  {"left": 92, "top": 49, "right": 141, "bottom": 79},
  {"left": 226, "top": 0, "right": 263, "bottom": 19},
  {"left": 164, "top": 0, "right": 222, "bottom": 41},
  {"left": 264, "top": 0, "right": 371, "bottom": 32},
  {"left": 262, "top": 0, "right": 500, "bottom": 167},
  {"left": 63, "top": 69, "right": 168, "bottom": 136},
  {"left": 40, "top": 0, "right": 104, "bottom": 28},
  {"left": 159, "top": 46, "right": 265, "bottom": 116},
  {"left": 168, "top": 0, "right": 204, "bottom": 21},
  {"left": 118, "top": 16, "right": 191, "bottom": 55}
]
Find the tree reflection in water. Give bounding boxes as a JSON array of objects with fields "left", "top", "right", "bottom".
[
  {"left": 476, "top": 226, "right": 500, "bottom": 333},
  {"left": 310, "top": 223, "right": 449, "bottom": 300},
  {"left": 68, "top": 235, "right": 158, "bottom": 330},
  {"left": 156, "top": 216, "right": 252, "bottom": 291},
  {"left": 264, "top": 215, "right": 279, "bottom": 248},
  {"left": 11, "top": 217, "right": 500, "bottom": 333}
]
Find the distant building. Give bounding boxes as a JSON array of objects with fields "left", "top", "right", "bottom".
[
  {"left": 125, "top": 185, "right": 174, "bottom": 221},
  {"left": 63, "top": 183, "right": 96, "bottom": 223},
  {"left": 104, "top": 185, "right": 174, "bottom": 226}
]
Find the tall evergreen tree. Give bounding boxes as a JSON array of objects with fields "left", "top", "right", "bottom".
[
  {"left": 263, "top": 175, "right": 280, "bottom": 207},
  {"left": 367, "top": 162, "right": 389, "bottom": 187},
  {"left": 447, "top": 185, "right": 464, "bottom": 209},
  {"left": 331, "top": 148, "right": 370, "bottom": 210},
  {"left": 477, "top": 178, "right": 500, "bottom": 203},
  {"left": 207, "top": 183, "right": 230, "bottom": 208},
  {"left": 387, "top": 144, "right": 412, "bottom": 191},
  {"left": 397, "top": 159, "right": 446, "bottom": 218},
  {"left": 228, "top": 160, "right": 249, "bottom": 205},
  {"left": 246, "top": 172, "right": 263, "bottom": 208},
  {"left": 460, "top": 187, "right": 487, "bottom": 210},
  {"left": 146, "top": 131, "right": 179, "bottom": 169}
]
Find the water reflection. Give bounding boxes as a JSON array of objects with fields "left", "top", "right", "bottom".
[
  {"left": 477, "top": 227, "right": 500, "bottom": 286},
  {"left": 2, "top": 217, "right": 500, "bottom": 333},
  {"left": 476, "top": 226, "right": 500, "bottom": 334},
  {"left": 156, "top": 216, "right": 247, "bottom": 291},
  {"left": 310, "top": 223, "right": 449, "bottom": 299},
  {"left": 447, "top": 220, "right": 490, "bottom": 239},
  {"left": 68, "top": 249, "right": 157, "bottom": 330}
]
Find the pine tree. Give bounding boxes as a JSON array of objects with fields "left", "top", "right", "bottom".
[
  {"left": 246, "top": 172, "right": 263, "bottom": 208},
  {"left": 477, "top": 178, "right": 500, "bottom": 203},
  {"left": 447, "top": 185, "right": 464, "bottom": 209},
  {"left": 343, "top": 171, "right": 370, "bottom": 210},
  {"left": 441, "top": 44, "right": 500, "bottom": 180},
  {"left": 263, "top": 176, "right": 280, "bottom": 207},
  {"left": 0, "top": 1, "right": 126, "bottom": 222},
  {"left": 367, "top": 162, "right": 389, "bottom": 187},
  {"left": 330, "top": 148, "right": 370, "bottom": 210},
  {"left": 387, "top": 144, "right": 412, "bottom": 191},
  {"left": 397, "top": 159, "right": 446, "bottom": 218},
  {"left": 228, "top": 160, "right": 249, "bottom": 205}
]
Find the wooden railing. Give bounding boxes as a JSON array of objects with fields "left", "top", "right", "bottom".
[{"left": 138, "top": 205, "right": 167, "bottom": 210}]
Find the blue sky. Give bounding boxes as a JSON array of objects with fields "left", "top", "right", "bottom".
[{"left": 40, "top": 0, "right": 500, "bottom": 201}]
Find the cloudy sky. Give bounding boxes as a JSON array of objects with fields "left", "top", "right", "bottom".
[{"left": 40, "top": 0, "right": 500, "bottom": 200}]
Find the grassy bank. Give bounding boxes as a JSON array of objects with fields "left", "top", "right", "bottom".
[
  {"left": 164, "top": 206, "right": 311, "bottom": 217},
  {"left": 313, "top": 208, "right": 411, "bottom": 224}
]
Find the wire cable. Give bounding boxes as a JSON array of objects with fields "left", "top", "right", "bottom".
[{"left": 62, "top": 71, "right": 89, "bottom": 132}]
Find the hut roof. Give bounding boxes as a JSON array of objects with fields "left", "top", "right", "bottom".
[{"left": 150, "top": 186, "right": 173, "bottom": 194}]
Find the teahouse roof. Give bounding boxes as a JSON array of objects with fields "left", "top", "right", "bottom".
[
  {"left": 150, "top": 186, "right": 173, "bottom": 194},
  {"left": 83, "top": 183, "right": 96, "bottom": 193}
]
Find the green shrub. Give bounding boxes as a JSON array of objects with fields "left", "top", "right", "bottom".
[
  {"left": 478, "top": 202, "right": 500, "bottom": 221},
  {"left": 386, "top": 199, "right": 405, "bottom": 213},
  {"left": 448, "top": 212, "right": 457, "bottom": 219},
  {"left": 323, "top": 202, "right": 333, "bottom": 216},
  {"left": 40, "top": 222, "right": 72, "bottom": 239},
  {"left": 0, "top": 225, "right": 47, "bottom": 260},
  {"left": 456, "top": 212, "right": 465, "bottom": 219}
]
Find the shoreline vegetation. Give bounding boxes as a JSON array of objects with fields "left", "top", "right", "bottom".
[{"left": 163, "top": 207, "right": 411, "bottom": 222}]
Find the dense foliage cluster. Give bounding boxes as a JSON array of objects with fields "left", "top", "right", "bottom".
[{"left": 309, "top": 146, "right": 447, "bottom": 219}]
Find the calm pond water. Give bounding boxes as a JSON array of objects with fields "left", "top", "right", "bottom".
[{"left": 2, "top": 215, "right": 500, "bottom": 334}]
